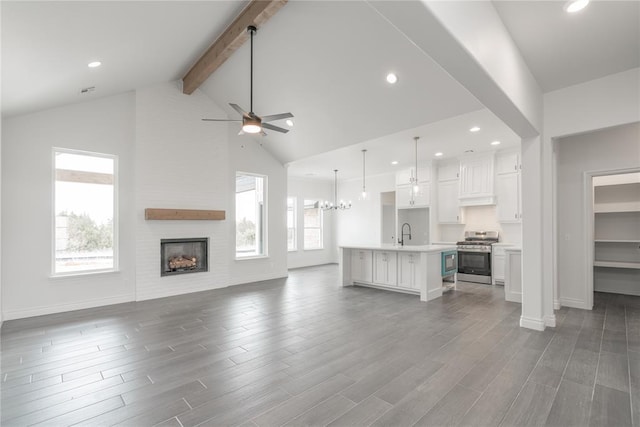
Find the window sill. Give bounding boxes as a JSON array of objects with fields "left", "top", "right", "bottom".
[
  {"left": 50, "top": 269, "right": 120, "bottom": 279},
  {"left": 235, "top": 255, "right": 269, "bottom": 261},
  {"left": 303, "top": 248, "right": 325, "bottom": 252}
]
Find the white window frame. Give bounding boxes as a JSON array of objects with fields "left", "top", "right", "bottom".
[
  {"left": 287, "top": 197, "right": 297, "bottom": 252},
  {"left": 303, "top": 199, "right": 324, "bottom": 251},
  {"left": 52, "top": 147, "right": 119, "bottom": 276},
  {"left": 235, "top": 172, "right": 268, "bottom": 260}
]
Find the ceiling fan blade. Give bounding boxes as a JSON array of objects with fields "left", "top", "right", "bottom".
[
  {"left": 229, "top": 103, "right": 248, "bottom": 116},
  {"left": 261, "top": 112, "right": 293, "bottom": 123},
  {"left": 262, "top": 122, "right": 289, "bottom": 134},
  {"left": 202, "top": 118, "right": 242, "bottom": 122}
]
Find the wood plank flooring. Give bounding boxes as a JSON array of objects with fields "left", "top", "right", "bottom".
[{"left": 1, "top": 264, "right": 639, "bottom": 426}]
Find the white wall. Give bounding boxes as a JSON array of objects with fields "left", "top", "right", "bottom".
[
  {"left": 556, "top": 122, "right": 640, "bottom": 308},
  {"left": 1, "top": 82, "right": 290, "bottom": 319},
  {"left": 2, "top": 94, "right": 137, "bottom": 319},
  {"left": 227, "top": 132, "right": 288, "bottom": 285},
  {"left": 545, "top": 68, "right": 640, "bottom": 311},
  {"left": 335, "top": 173, "right": 396, "bottom": 247},
  {"left": 134, "top": 82, "right": 230, "bottom": 301},
  {"left": 287, "top": 177, "right": 336, "bottom": 269}
]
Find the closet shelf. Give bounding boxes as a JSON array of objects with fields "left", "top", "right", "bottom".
[
  {"left": 594, "top": 240, "right": 640, "bottom": 243},
  {"left": 594, "top": 261, "right": 640, "bottom": 270}
]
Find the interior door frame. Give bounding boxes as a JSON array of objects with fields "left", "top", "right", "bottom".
[{"left": 584, "top": 166, "right": 640, "bottom": 309}]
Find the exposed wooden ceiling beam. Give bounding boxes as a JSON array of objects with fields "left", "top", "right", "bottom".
[{"left": 182, "top": 0, "right": 288, "bottom": 95}]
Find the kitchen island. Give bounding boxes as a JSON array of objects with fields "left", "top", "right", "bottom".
[{"left": 339, "top": 244, "right": 457, "bottom": 302}]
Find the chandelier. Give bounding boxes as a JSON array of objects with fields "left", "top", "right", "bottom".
[{"left": 321, "top": 170, "right": 351, "bottom": 211}]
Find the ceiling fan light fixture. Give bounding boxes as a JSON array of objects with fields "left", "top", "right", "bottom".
[
  {"left": 565, "top": 0, "right": 589, "bottom": 13},
  {"left": 242, "top": 116, "right": 262, "bottom": 134},
  {"left": 286, "top": 119, "right": 294, "bottom": 127}
]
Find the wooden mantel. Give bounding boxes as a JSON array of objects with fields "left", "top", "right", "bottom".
[{"left": 145, "top": 208, "right": 226, "bottom": 221}]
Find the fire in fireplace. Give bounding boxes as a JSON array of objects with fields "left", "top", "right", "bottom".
[{"left": 160, "top": 238, "right": 208, "bottom": 276}]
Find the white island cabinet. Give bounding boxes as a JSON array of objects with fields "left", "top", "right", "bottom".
[{"left": 339, "top": 244, "right": 456, "bottom": 302}]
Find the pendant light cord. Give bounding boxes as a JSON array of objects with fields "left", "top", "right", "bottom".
[
  {"left": 362, "top": 150, "right": 367, "bottom": 194},
  {"left": 334, "top": 169, "right": 338, "bottom": 206},
  {"left": 414, "top": 136, "right": 419, "bottom": 183},
  {"left": 249, "top": 26, "right": 255, "bottom": 113}
]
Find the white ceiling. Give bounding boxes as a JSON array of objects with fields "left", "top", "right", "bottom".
[
  {"left": 493, "top": 0, "right": 640, "bottom": 93},
  {"left": 1, "top": 1, "right": 248, "bottom": 118},
  {"left": 287, "top": 108, "right": 521, "bottom": 181},
  {"left": 3, "top": 1, "right": 639, "bottom": 179}
]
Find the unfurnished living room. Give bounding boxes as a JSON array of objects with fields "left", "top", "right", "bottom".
[{"left": 1, "top": 1, "right": 639, "bottom": 426}]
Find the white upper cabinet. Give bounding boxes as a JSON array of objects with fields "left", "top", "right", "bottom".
[
  {"left": 458, "top": 153, "right": 495, "bottom": 206},
  {"left": 437, "top": 162, "right": 460, "bottom": 182},
  {"left": 437, "top": 160, "right": 463, "bottom": 223},
  {"left": 396, "top": 165, "right": 432, "bottom": 208},
  {"left": 496, "top": 173, "right": 521, "bottom": 222},
  {"left": 396, "top": 166, "right": 431, "bottom": 186},
  {"left": 396, "top": 182, "right": 430, "bottom": 208},
  {"left": 496, "top": 151, "right": 521, "bottom": 175},
  {"left": 495, "top": 150, "right": 522, "bottom": 222},
  {"left": 438, "top": 180, "right": 463, "bottom": 223}
]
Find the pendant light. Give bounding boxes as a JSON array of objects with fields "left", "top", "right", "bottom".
[
  {"left": 322, "top": 170, "right": 351, "bottom": 211},
  {"left": 411, "top": 136, "right": 420, "bottom": 193},
  {"left": 361, "top": 149, "right": 367, "bottom": 200}
]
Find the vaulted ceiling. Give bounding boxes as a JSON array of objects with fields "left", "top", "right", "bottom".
[{"left": 2, "top": 1, "right": 638, "bottom": 179}]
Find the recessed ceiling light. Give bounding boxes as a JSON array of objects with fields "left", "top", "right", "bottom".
[
  {"left": 564, "top": 0, "right": 589, "bottom": 13},
  {"left": 386, "top": 73, "right": 398, "bottom": 84},
  {"left": 491, "top": 141, "right": 501, "bottom": 146},
  {"left": 286, "top": 119, "right": 294, "bottom": 127},
  {"left": 88, "top": 61, "right": 102, "bottom": 68},
  {"left": 469, "top": 126, "right": 480, "bottom": 132},
  {"left": 435, "top": 152, "right": 443, "bottom": 157},
  {"left": 391, "top": 161, "right": 398, "bottom": 165}
]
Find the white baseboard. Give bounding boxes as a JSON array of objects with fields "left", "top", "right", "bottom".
[
  {"left": 136, "top": 282, "right": 228, "bottom": 302},
  {"left": 227, "top": 271, "right": 288, "bottom": 287},
  {"left": 426, "top": 287, "right": 443, "bottom": 301},
  {"left": 544, "top": 314, "right": 557, "bottom": 328},
  {"left": 2, "top": 294, "right": 134, "bottom": 321},
  {"left": 560, "top": 297, "right": 590, "bottom": 310},
  {"left": 520, "top": 315, "right": 546, "bottom": 331}
]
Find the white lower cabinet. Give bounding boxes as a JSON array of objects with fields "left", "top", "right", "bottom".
[
  {"left": 398, "top": 252, "right": 421, "bottom": 290},
  {"left": 351, "top": 250, "right": 373, "bottom": 283},
  {"left": 492, "top": 245, "right": 507, "bottom": 285},
  {"left": 373, "top": 251, "right": 397, "bottom": 286},
  {"left": 504, "top": 248, "right": 522, "bottom": 303}
]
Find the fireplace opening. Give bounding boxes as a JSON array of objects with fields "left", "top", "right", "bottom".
[{"left": 160, "top": 238, "right": 208, "bottom": 276}]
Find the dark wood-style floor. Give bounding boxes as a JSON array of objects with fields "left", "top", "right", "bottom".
[{"left": 1, "top": 265, "right": 638, "bottom": 426}]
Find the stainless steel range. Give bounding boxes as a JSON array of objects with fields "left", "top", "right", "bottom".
[{"left": 456, "top": 231, "right": 499, "bottom": 284}]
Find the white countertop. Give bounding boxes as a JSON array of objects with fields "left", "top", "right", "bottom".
[{"left": 340, "top": 244, "right": 457, "bottom": 253}]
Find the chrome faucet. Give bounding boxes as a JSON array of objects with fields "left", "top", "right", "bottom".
[{"left": 399, "top": 223, "right": 412, "bottom": 246}]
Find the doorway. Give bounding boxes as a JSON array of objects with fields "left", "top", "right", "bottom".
[{"left": 588, "top": 170, "right": 640, "bottom": 303}]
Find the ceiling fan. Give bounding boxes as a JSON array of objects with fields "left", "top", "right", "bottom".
[{"left": 202, "top": 25, "right": 293, "bottom": 135}]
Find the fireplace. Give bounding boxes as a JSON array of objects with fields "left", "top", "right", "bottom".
[{"left": 160, "top": 238, "right": 208, "bottom": 276}]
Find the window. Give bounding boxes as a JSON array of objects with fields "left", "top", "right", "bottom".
[
  {"left": 236, "top": 173, "right": 266, "bottom": 258},
  {"left": 287, "top": 197, "right": 297, "bottom": 251},
  {"left": 303, "top": 199, "right": 323, "bottom": 250},
  {"left": 54, "top": 149, "right": 116, "bottom": 274}
]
